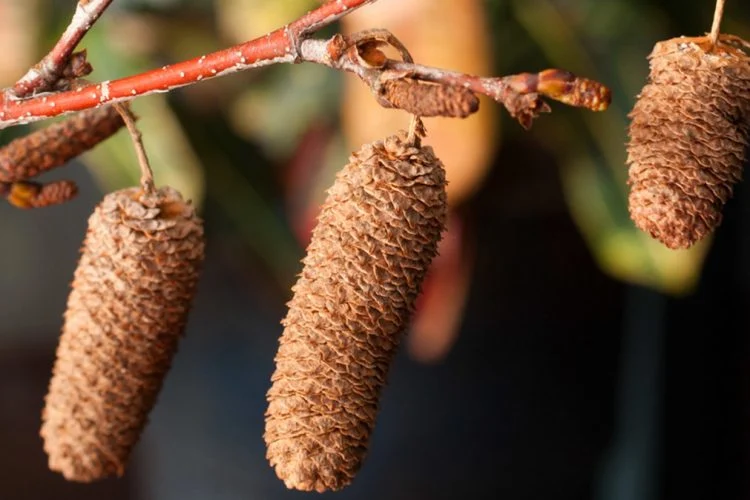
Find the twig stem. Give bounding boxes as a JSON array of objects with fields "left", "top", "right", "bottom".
[
  {"left": 113, "top": 104, "right": 154, "bottom": 193},
  {"left": 0, "top": 0, "right": 609, "bottom": 132},
  {"left": 709, "top": 0, "right": 727, "bottom": 45}
]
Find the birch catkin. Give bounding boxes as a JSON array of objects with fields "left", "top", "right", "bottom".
[
  {"left": 380, "top": 79, "right": 480, "bottom": 118},
  {"left": 41, "top": 186, "right": 204, "bottom": 482},
  {"left": 627, "top": 36, "right": 750, "bottom": 249},
  {"left": 1, "top": 180, "right": 78, "bottom": 208},
  {"left": 0, "top": 105, "right": 126, "bottom": 183},
  {"left": 265, "top": 132, "right": 447, "bottom": 492}
]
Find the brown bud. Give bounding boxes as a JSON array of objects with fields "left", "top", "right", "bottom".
[
  {"left": 0, "top": 104, "right": 126, "bottom": 183},
  {"left": 41, "top": 186, "right": 205, "bottom": 482},
  {"left": 60, "top": 50, "right": 93, "bottom": 82},
  {"left": 3, "top": 180, "right": 78, "bottom": 208},
  {"left": 627, "top": 36, "right": 750, "bottom": 249},
  {"left": 536, "top": 69, "right": 611, "bottom": 111},
  {"left": 265, "top": 132, "right": 447, "bottom": 492},
  {"left": 355, "top": 41, "right": 388, "bottom": 68},
  {"left": 378, "top": 78, "right": 479, "bottom": 118}
]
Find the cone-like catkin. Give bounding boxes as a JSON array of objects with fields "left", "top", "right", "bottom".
[
  {"left": 0, "top": 105, "right": 125, "bottom": 183},
  {"left": 3, "top": 180, "right": 78, "bottom": 208},
  {"left": 265, "top": 132, "right": 447, "bottom": 492},
  {"left": 627, "top": 36, "right": 750, "bottom": 249},
  {"left": 41, "top": 186, "right": 204, "bottom": 482},
  {"left": 380, "top": 79, "right": 480, "bottom": 118}
]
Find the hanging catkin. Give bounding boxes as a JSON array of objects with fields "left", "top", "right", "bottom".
[
  {"left": 41, "top": 186, "right": 204, "bottom": 482},
  {"left": 627, "top": 36, "right": 750, "bottom": 249},
  {"left": 1, "top": 179, "right": 78, "bottom": 208},
  {"left": 0, "top": 105, "right": 126, "bottom": 183},
  {"left": 379, "top": 78, "right": 480, "bottom": 118},
  {"left": 265, "top": 131, "right": 447, "bottom": 492}
]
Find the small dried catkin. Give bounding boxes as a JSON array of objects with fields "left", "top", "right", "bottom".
[
  {"left": 627, "top": 37, "right": 750, "bottom": 249},
  {"left": 2, "top": 180, "right": 78, "bottom": 208},
  {"left": 380, "top": 79, "right": 480, "bottom": 118},
  {"left": 41, "top": 186, "right": 204, "bottom": 482},
  {"left": 0, "top": 105, "right": 125, "bottom": 183},
  {"left": 265, "top": 132, "right": 447, "bottom": 492}
]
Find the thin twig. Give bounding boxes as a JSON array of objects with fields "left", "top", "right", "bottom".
[
  {"left": 709, "top": 0, "right": 727, "bottom": 46},
  {"left": 407, "top": 116, "right": 425, "bottom": 146},
  {"left": 113, "top": 104, "right": 154, "bottom": 193},
  {"left": 0, "top": 2, "right": 609, "bottom": 131},
  {"left": 302, "top": 37, "right": 610, "bottom": 129},
  {"left": 0, "top": 0, "right": 377, "bottom": 128},
  {"left": 11, "top": 0, "right": 114, "bottom": 98}
]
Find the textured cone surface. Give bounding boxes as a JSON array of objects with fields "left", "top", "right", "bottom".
[
  {"left": 380, "top": 79, "right": 480, "bottom": 118},
  {"left": 627, "top": 36, "right": 750, "bottom": 249},
  {"left": 4, "top": 180, "right": 78, "bottom": 208},
  {"left": 0, "top": 105, "right": 125, "bottom": 183},
  {"left": 41, "top": 186, "right": 204, "bottom": 482},
  {"left": 265, "top": 132, "right": 447, "bottom": 492}
]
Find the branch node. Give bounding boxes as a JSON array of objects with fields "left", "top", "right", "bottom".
[
  {"left": 327, "top": 34, "right": 349, "bottom": 62},
  {"left": 285, "top": 25, "right": 304, "bottom": 64}
]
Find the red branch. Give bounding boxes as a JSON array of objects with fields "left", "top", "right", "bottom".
[
  {"left": 0, "top": 0, "right": 610, "bottom": 131},
  {"left": 299, "top": 37, "right": 610, "bottom": 128},
  {"left": 0, "top": 0, "right": 376, "bottom": 129},
  {"left": 11, "top": 0, "right": 114, "bottom": 98}
]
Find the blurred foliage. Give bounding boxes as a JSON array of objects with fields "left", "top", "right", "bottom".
[
  {"left": 0, "top": 0, "right": 40, "bottom": 86},
  {"left": 7, "top": 0, "right": 750, "bottom": 296}
]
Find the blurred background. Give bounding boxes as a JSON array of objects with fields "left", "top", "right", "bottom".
[{"left": 0, "top": 0, "right": 749, "bottom": 498}]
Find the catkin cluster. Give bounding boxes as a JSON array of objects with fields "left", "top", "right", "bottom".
[
  {"left": 265, "top": 131, "right": 447, "bottom": 492},
  {"left": 41, "top": 186, "right": 204, "bottom": 482},
  {"left": 627, "top": 36, "right": 750, "bottom": 249}
]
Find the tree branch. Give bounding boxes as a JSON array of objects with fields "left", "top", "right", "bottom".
[
  {"left": 0, "top": 0, "right": 377, "bottom": 129},
  {"left": 299, "top": 36, "right": 610, "bottom": 128},
  {"left": 10, "top": 0, "right": 114, "bottom": 98},
  {"left": 0, "top": 0, "right": 609, "bottom": 131}
]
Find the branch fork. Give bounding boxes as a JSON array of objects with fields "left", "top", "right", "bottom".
[{"left": 0, "top": 0, "right": 612, "bottom": 208}]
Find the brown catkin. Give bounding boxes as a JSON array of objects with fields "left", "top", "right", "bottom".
[
  {"left": 3, "top": 180, "right": 78, "bottom": 209},
  {"left": 0, "top": 104, "right": 125, "bottom": 183},
  {"left": 41, "top": 186, "right": 204, "bottom": 482},
  {"left": 627, "top": 36, "right": 750, "bottom": 249},
  {"left": 264, "top": 132, "right": 447, "bottom": 492},
  {"left": 380, "top": 79, "right": 480, "bottom": 118}
]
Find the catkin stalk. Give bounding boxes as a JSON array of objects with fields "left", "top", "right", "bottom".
[
  {"left": 41, "top": 186, "right": 204, "bottom": 482},
  {"left": 265, "top": 131, "right": 447, "bottom": 492}
]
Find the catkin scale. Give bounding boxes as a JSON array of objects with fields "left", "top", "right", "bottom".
[
  {"left": 41, "top": 186, "right": 204, "bottom": 482},
  {"left": 627, "top": 36, "right": 750, "bottom": 249},
  {"left": 264, "top": 132, "right": 447, "bottom": 492}
]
